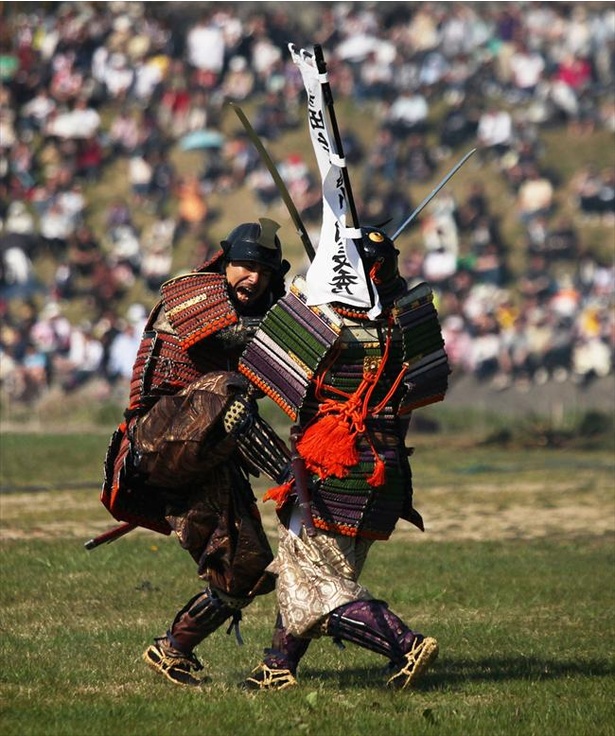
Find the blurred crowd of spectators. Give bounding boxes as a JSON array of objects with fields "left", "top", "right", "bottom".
[{"left": 0, "top": 1, "right": 613, "bottom": 406}]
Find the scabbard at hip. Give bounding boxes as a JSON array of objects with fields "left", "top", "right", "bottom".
[{"left": 290, "top": 424, "right": 316, "bottom": 537}]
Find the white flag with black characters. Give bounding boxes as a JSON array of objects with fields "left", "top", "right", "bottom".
[{"left": 289, "top": 44, "right": 381, "bottom": 317}]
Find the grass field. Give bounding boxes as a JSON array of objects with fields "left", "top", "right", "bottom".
[{"left": 1, "top": 429, "right": 614, "bottom": 736}]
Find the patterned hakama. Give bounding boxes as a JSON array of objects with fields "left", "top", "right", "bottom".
[{"left": 270, "top": 519, "right": 374, "bottom": 637}]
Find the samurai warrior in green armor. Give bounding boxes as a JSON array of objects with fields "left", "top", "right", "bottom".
[{"left": 239, "top": 226, "right": 448, "bottom": 691}]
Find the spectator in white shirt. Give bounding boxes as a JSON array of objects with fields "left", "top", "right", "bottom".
[
  {"left": 61, "top": 321, "right": 104, "bottom": 391},
  {"left": 104, "top": 54, "right": 135, "bottom": 100},
  {"left": 386, "top": 89, "right": 429, "bottom": 137},
  {"left": 477, "top": 106, "right": 513, "bottom": 157},
  {"left": 509, "top": 41, "right": 546, "bottom": 99},
  {"left": 107, "top": 319, "right": 141, "bottom": 385},
  {"left": 20, "top": 86, "right": 57, "bottom": 132},
  {"left": 186, "top": 14, "right": 225, "bottom": 78}
]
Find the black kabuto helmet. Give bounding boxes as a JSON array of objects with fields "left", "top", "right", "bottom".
[
  {"left": 360, "top": 226, "right": 406, "bottom": 304},
  {"left": 221, "top": 218, "right": 289, "bottom": 275}
]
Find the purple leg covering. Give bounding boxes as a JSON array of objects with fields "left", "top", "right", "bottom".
[
  {"left": 325, "top": 599, "right": 419, "bottom": 664},
  {"left": 262, "top": 613, "right": 311, "bottom": 674},
  {"left": 166, "top": 588, "right": 237, "bottom": 653}
]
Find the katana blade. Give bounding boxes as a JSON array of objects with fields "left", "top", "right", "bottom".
[
  {"left": 229, "top": 103, "right": 316, "bottom": 262},
  {"left": 392, "top": 147, "right": 477, "bottom": 241}
]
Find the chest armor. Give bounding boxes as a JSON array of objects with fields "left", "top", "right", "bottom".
[{"left": 240, "top": 276, "right": 450, "bottom": 540}]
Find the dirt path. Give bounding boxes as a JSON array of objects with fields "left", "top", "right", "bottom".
[{"left": 1, "top": 482, "right": 613, "bottom": 543}]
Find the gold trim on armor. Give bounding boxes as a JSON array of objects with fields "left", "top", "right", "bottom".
[
  {"left": 287, "top": 350, "right": 313, "bottom": 379},
  {"left": 363, "top": 356, "right": 382, "bottom": 375},
  {"left": 165, "top": 292, "right": 211, "bottom": 319}
]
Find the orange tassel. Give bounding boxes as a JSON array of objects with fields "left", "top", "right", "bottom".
[
  {"left": 297, "top": 413, "right": 359, "bottom": 478},
  {"left": 263, "top": 480, "right": 293, "bottom": 509},
  {"left": 367, "top": 455, "right": 386, "bottom": 487}
]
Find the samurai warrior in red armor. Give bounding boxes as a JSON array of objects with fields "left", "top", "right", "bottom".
[{"left": 100, "top": 218, "right": 292, "bottom": 687}]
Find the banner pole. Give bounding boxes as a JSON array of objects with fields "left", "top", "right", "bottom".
[{"left": 313, "top": 44, "right": 375, "bottom": 308}]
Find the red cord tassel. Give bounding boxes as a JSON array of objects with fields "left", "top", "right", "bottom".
[
  {"left": 263, "top": 480, "right": 293, "bottom": 509},
  {"left": 297, "top": 413, "right": 359, "bottom": 478},
  {"left": 367, "top": 455, "right": 386, "bottom": 487}
]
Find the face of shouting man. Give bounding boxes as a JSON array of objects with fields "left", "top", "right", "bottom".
[{"left": 225, "top": 261, "right": 273, "bottom": 310}]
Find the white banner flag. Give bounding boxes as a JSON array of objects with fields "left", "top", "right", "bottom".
[{"left": 289, "top": 44, "right": 381, "bottom": 317}]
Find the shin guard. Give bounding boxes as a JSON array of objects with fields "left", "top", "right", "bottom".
[
  {"left": 263, "top": 612, "right": 311, "bottom": 674},
  {"left": 325, "top": 600, "right": 417, "bottom": 663},
  {"left": 167, "top": 588, "right": 240, "bottom": 653}
]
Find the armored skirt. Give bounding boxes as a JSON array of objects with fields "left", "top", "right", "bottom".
[
  {"left": 132, "top": 372, "right": 275, "bottom": 600},
  {"left": 296, "top": 314, "right": 422, "bottom": 540}
]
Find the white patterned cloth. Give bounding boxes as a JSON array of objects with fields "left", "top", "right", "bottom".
[
  {"left": 289, "top": 43, "right": 381, "bottom": 318},
  {"left": 268, "top": 507, "right": 375, "bottom": 637}
]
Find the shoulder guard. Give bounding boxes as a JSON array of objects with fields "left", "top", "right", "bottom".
[
  {"left": 392, "top": 282, "right": 450, "bottom": 414},
  {"left": 239, "top": 275, "right": 343, "bottom": 420},
  {"left": 160, "top": 272, "right": 238, "bottom": 349}
]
